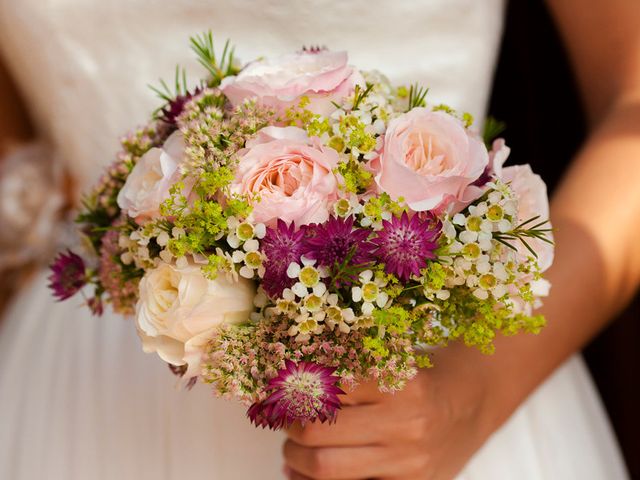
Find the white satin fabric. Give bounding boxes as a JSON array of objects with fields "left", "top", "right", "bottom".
[{"left": 0, "top": 1, "right": 629, "bottom": 479}]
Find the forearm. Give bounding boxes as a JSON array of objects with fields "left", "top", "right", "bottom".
[{"left": 449, "top": 100, "right": 640, "bottom": 431}]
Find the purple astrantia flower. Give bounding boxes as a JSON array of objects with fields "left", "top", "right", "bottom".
[
  {"left": 371, "top": 212, "right": 440, "bottom": 281},
  {"left": 301, "top": 215, "right": 373, "bottom": 282},
  {"left": 248, "top": 360, "right": 344, "bottom": 430},
  {"left": 261, "top": 220, "right": 306, "bottom": 298},
  {"left": 159, "top": 86, "right": 202, "bottom": 125},
  {"left": 48, "top": 250, "right": 87, "bottom": 301}
]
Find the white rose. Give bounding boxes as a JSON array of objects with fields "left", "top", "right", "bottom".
[
  {"left": 135, "top": 262, "right": 255, "bottom": 377},
  {"left": 117, "top": 131, "right": 186, "bottom": 221}
]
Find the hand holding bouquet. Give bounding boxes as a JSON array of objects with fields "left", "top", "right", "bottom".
[{"left": 50, "top": 33, "right": 553, "bottom": 429}]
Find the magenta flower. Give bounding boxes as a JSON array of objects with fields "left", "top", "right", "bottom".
[
  {"left": 371, "top": 212, "right": 440, "bottom": 281},
  {"left": 87, "top": 296, "right": 104, "bottom": 316},
  {"left": 261, "top": 220, "right": 306, "bottom": 298},
  {"left": 302, "top": 215, "right": 373, "bottom": 284},
  {"left": 48, "top": 250, "right": 87, "bottom": 301},
  {"left": 248, "top": 360, "right": 344, "bottom": 430},
  {"left": 159, "top": 86, "right": 202, "bottom": 125}
]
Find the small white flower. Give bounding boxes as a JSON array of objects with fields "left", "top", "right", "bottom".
[
  {"left": 491, "top": 284, "right": 508, "bottom": 298},
  {"left": 452, "top": 213, "right": 466, "bottom": 226},
  {"left": 351, "top": 270, "right": 388, "bottom": 314},
  {"left": 473, "top": 288, "right": 489, "bottom": 300},
  {"left": 156, "top": 231, "right": 170, "bottom": 247},
  {"left": 159, "top": 249, "right": 173, "bottom": 263},
  {"left": 120, "top": 251, "right": 133, "bottom": 265},
  {"left": 253, "top": 289, "right": 268, "bottom": 308},
  {"left": 469, "top": 202, "right": 488, "bottom": 217},
  {"left": 227, "top": 232, "right": 241, "bottom": 249},
  {"left": 243, "top": 238, "right": 259, "bottom": 252},
  {"left": 442, "top": 220, "right": 457, "bottom": 239},
  {"left": 497, "top": 219, "right": 512, "bottom": 233},
  {"left": 488, "top": 191, "right": 502, "bottom": 204},
  {"left": 459, "top": 230, "right": 478, "bottom": 244}
]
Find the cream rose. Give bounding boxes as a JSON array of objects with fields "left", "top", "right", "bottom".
[
  {"left": 135, "top": 262, "right": 255, "bottom": 377},
  {"left": 373, "top": 108, "right": 489, "bottom": 212},
  {"left": 117, "top": 131, "right": 186, "bottom": 221},
  {"left": 231, "top": 126, "right": 341, "bottom": 227},
  {"left": 221, "top": 50, "right": 363, "bottom": 117}
]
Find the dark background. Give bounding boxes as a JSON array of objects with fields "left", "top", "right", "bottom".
[{"left": 488, "top": 1, "right": 640, "bottom": 477}]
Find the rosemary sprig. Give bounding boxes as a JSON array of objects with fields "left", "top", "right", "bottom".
[
  {"left": 190, "top": 31, "right": 239, "bottom": 86},
  {"left": 352, "top": 83, "right": 375, "bottom": 110},
  {"left": 493, "top": 215, "right": 554, "bottom": 258},
  {"left": 149, "top": 65, "right": 189, "bottom": 102},
  {"left": 407, "top": 83, "right": 428, "bottom": 110}
]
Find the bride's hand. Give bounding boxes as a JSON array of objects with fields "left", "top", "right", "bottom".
[{"left": 282, "top": 343, "right": 503, "bottom": 480}]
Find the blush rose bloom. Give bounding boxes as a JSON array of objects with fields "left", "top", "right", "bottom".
[
  {"left": 501, "top": 164, "right": 554, "bottom": 272},
  {"left": 135, "top": 262, "right": 255, "bottom": 377},
  {"left": 117, "top": 131, "right": 186, "bottom": 221},
  {"left": 373, "top": 108, "right": 489, "bottom": 212},
  {"left": 221, "top": 50, "right": 363, "bottom": 117},
  {"left": 231, "top": 126, "right": 341, "bottom": 227}
]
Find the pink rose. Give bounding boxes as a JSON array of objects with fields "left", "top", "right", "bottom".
[
  {"left": 373, "top": 108, "right": 489, "bottom": 212},
  {"left": 117, "top": 131, "right": 186, "bottom": 221},
  {"left": 231, "top": 127, "right": 340, "bottom": 227},
  {"left": 221, "top": 50, "right": 363, "bottom": 117},
  {"left": 501, "top": 165, "right": 554, "bottom": 271}
]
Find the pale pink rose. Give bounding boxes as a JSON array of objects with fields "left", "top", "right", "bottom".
[
  {"left": 117, "top": 131, "right": 186, "bottom": 221},
  {"left": 221, "top": 50, "right": 364, "bottom": 117},
  {"left": 501, "top": 164, "right": 554, "bottom": 271},
  {"left": 136, "top": 261, "right": 255, "bottom": 378},
  {"left": 373, "top": 108, "right": 489, "bottom": 213},
  {"left": 446, "top": 138, "right": 513, "bottom": 214},
  {"left": 487, "top": 138, "right": 510, "bottom": 178},
  {"left": 232, "top": 127, "right": 340, "bottom": 227}
]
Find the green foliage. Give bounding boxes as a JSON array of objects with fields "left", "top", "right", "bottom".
[
  {"left": 336, "top": 159, "right": 373, "bottom": 193},
  {"left": 482, "top": 116, "right": 507, "bottom": 147},
  {"left": 190, "top": 32, "right": 240, "bottom": 86},
  {"left": 493, "top": 215, "right": 554, "bottom": 259},
  {"left": 352, "top": 83, "right": 375, "bottom": 110},
  {"left": 362, "top": 336, "right": 390, "bottom": 359},
  {"left": 195, "top": 167, "right": 235, "bottom": 197},
  {"left": 421, "top": 262, "right": 448, "bottom": 291},
  {"left": 407, "top": 83, "right": 428, "bottom": 110},
  {"left": 149, "top": 65, "right": 189, "bottom": 103},
  {"left": 373, "top": 306, "right": 412, "bottom": 336}
]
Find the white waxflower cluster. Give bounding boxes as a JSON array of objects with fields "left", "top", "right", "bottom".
[
  {"left": 119, "top": 225, "right": 186, "bottom": 270},
  {"left": 442, "top": 186, "right": 521, "bottom": 300},
  {"left": 351, "top": 270, "right": 390, "bottom": 315},
  {"left": 226, "top": 216, "right": 266, "bottom": 279}
]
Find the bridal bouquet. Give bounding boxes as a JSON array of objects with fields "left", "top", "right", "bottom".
[{"left": 50, "top": 33, "right": 553, "bottom": 429}]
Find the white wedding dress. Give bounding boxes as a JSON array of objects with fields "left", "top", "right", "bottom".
[{"left": 0, "top": 1, "right": 629, "bottom": 479}]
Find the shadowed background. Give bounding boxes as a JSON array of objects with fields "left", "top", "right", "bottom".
[{"left": 488, "top": 1, "right": 640, "bottom": 476}]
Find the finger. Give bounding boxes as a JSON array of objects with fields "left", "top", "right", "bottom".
[
  {"left": 288, "top": 469, "right": 364, "bottom": 480},
  {"left": 283, "top": 439, "right": 418, "bottom": 479},
  {"left": 340, "top": 381, "right": 383, "bottom": 406},
  {"left": 287, "top": 404, "right": 389, "bottom": 447}
]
